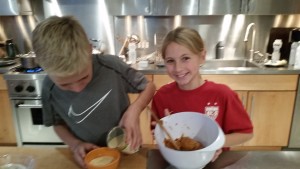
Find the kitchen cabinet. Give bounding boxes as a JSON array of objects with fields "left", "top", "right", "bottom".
[
  {"left": 243, "top": 0, "right": 300, "bottom": 14},
  {"left": 0, "top": 75, "right": 17, "bottom": 146},
  {"left": 152, "top": 74, "right": 298, "bottom": 149},
  {"left": 105, "top": 0, "right": 198, "bottom": 16},
  {"left": 128, "top": 75, "right": 153, "bottom": 145},
  {"left": 105, "top": 0, "right": 300, "bottom": 16},
  {"left": 244, "top": 91, "right": 295, "bottom": 147},
  {"left": 105, "top": 0, "right": 152, "bottom": 16},
  {"left": 199, "top": 0, "right": 241, "bottom": 15},
  {"left": 154, "top": 0, "right": 198, "bottom": 16}
]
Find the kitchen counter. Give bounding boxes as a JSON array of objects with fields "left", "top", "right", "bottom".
[
  {"left": 1, "top": 60, "right": 300, "bottom": 75},
  {"left": 147, "top": 149, "right": 300, "bottom": 169},
  {"left": 0, "top": 63, "right": 20, "bottom": 74},
  {"left": 1, "top": 146, "right": 300, "bottom": 169},
  {"left": 132, "top": 63, "right": 300, "bottom": 75},
  {"left": 0, "top": 146, "right": 149, "bottom": 169}
]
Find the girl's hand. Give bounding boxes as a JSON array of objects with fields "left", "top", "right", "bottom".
[{"left": 211, "top": 149, "right": 223, "bottom": 162}]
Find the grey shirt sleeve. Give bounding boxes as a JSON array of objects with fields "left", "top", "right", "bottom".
[
  {"left": 41, "top": 76, "right": 64, "bottom": 126},
  {"left": 97, "top": 55, "right": 149, "bottom": 93}
]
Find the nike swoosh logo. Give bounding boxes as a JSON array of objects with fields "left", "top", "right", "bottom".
[{"left": 68, "top": 89, "right": 112, "bottom": 124}]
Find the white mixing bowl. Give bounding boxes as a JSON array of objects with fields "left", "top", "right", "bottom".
[{"left": 154, "top": 112, "right": 225, "bottom": 169}]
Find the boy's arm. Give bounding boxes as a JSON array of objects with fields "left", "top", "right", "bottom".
[
  {"left": 119, "top": 81, "right": 156, "bottom": 148},
  {"left": 54, "top": 123, "right": 98, "bottom": 168},
  {"left": 129, "top": 81, "right": 156, "bottom": 113}
]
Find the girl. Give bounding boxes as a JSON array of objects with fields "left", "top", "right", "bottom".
[{"left": 151, "top": 27, "right": 253, "bottom": 162}]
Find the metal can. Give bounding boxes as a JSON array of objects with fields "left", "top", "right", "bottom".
[{"left": 106, "top": 126, "right": 139, "bottom": 154}]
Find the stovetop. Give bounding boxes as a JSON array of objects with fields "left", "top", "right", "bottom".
[
  {"left": 4, "top": 66, "right": 47, "bottom": 81},
  {"left": 4, "top": 66, "right": 47, "bottom": 98}
]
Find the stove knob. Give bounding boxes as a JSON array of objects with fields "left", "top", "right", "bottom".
[
  {"left": 15, "top": 85, "right": 23, "bottom": 92},
  {"left": 26, "top": 86, "right": 35, "bottom": 93}
]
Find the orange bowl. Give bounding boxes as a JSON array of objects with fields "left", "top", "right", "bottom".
[{"left": 84, "top": 147, "right": 121, "bottom": 169}]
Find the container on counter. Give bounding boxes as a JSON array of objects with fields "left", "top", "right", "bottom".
[
  {"left": 127, "top": 42, "right": 137, "bottom": 64},
  {"left": 106, "top": 127, "right": 139, "bottom": 154},
  {"left": 289, "top": 41, "right": 298, "bottom": 65},
  {"left": 294, "top": 41, "right": 300, "bottom": 69},
  {"left": 271, "top": 39, "right": 282, "bottom": 63}
]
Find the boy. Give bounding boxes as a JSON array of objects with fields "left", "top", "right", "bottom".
[{"left": 32, "top": 16, "right": 155, "bottom": 168}]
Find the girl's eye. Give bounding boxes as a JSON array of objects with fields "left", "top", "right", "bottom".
[
  {"left": 165, "top": 59, "right": 174, "bottom": 64},
  {"left": 182, "top": 56, "right": 190, "bottom": 61}
]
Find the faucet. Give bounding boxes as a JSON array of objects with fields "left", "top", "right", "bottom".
[{"left": 243, "top": 23, "right": 256, "bottom": 62}]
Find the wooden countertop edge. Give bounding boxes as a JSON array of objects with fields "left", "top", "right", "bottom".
[{"left": 0, "top": 145, "right": 158, "bottom": 169}]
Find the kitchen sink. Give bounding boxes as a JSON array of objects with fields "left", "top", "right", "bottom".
[{"left": 201, "top": 59, "right": 260, "bottom": 69}]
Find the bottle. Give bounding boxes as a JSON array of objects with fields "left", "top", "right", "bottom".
[
  {"left": 5, "top": 39, "right": 18, "bottom": 59},
  {"left": 271, "top": 39, "right": 282, "bottom": 63},
  {"left": 294, "top": 41, "right": 300, "bottom": 69},
  {"left": 289, "top": 41, "right": 298, "bottom": 65},
  {"left": 127, "top": 42, "right": 137, "bottom": 64},
  {"left": 215, "top": 41, "right": 225, "bottom": 59}
]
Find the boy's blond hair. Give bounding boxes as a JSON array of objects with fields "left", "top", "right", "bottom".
[
  {"left": 32, "top": 16, "right": 90, "bottom": 76},
  {"left": 161, "top": 27, "right": 205, "bottom": 59}
]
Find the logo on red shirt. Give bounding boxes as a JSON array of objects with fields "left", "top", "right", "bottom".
[{"left": 205, "top": 102, "right": 219, "bottom": 120}]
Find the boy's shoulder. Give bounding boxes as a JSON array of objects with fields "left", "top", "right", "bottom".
[
  {"left": 95, "top": 54, "right": 121, "bottom": 63},
  {"left": 94, "top": 54, "right": 127, "bottom": 68}
]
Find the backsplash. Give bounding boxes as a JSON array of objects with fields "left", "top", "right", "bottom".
[{"left": 114, "top": 15, "right": 300, "bottom": 60}]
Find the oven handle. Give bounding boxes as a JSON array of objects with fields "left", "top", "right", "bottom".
[{"left": 15, "top": 101, "right": 42, "bottom": 108}]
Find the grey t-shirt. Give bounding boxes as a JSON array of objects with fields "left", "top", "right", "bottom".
[{"left": 42, "top": 54, "right": 148, "bottom": 146}]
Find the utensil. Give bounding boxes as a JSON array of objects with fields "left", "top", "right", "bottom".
[
  {"left": 0, "top": 58, "right": 16, "bottom": 67},
  {"left": 147, "top": 106, "right": 180, "bottom": 150},
  {"left": 20, "top": 52, "right": 38, "bottom": 69}
]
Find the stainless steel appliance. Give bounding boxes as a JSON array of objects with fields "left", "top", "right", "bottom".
[{"left": 4, "top": 67, "right": 63, "bottom": 146}]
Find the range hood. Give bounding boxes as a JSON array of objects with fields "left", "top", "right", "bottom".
[{"left": 0, "top": 0, "right": 33, "bottom": 16}]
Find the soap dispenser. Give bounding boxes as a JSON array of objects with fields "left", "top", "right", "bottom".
[
  {"left": 127, "top": 42, "right": 137, "bottom": 64},
  {"left": 271, "top": 39, "right": 282, "bottom": 63}
]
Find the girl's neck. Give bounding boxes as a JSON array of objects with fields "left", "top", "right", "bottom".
[{"left": 179, "top": 75, "right": 205, "bottom": 90}]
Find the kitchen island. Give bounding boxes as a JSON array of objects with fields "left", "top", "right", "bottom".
[{"left": 1, "top": 145, "right": 300, "bottom": 169}]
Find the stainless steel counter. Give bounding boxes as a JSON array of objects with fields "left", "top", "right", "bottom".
[
  {"left": 0, "top": 63, "right": 20, "bottom": 74},
  {"left": 147, "top": 149, "right": 300, "bottom": 169},
  {"left": 132, "top": 63, "right": 300, "bottom": 75}
]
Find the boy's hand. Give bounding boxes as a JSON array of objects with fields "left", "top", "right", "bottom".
[
  {"left": 119, "top": 108, "right": 142, "bottom": 150},
  {"left": 71, "top": 141, "right": 99, "bottom": 168}
]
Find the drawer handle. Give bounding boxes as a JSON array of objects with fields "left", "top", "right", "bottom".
[{"left": 15, "top": 102, "right": 42, "bottom": 108}]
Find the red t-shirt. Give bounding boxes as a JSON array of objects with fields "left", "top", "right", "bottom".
[{"left": 152, "top": 80, "right": 253, "bottom": 135}]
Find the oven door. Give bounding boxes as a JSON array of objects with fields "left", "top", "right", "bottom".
[{"left": 14, "top": 99, "right": 63, "bottom": 145}]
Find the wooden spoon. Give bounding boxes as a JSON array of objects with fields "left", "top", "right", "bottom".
[{"left": 147, "top": 106, "right": 180, "bottom": 150}]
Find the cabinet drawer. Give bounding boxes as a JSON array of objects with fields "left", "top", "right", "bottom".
[
  {"left": 153, "top": 75, "right": 298, "bottom": 91},
  {"left": 0, "top": 75, "right": 7, "bottom": 90}
]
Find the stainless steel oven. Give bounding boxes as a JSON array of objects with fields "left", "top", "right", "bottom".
[{"left": 4, "top": 67, "right": 64, "bottom": 146}]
